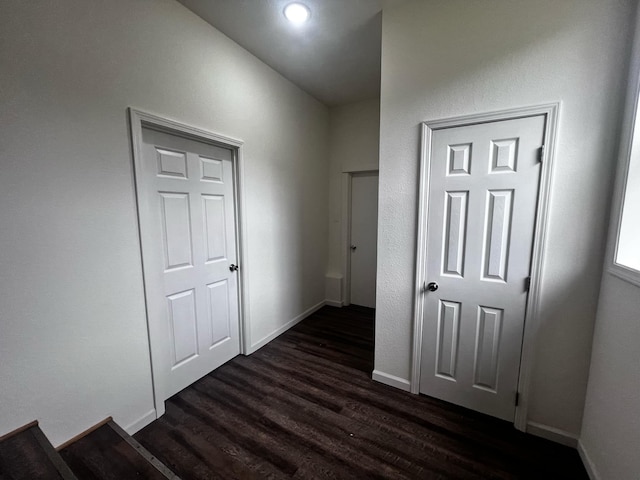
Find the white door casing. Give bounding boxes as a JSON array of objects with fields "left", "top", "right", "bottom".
[
  {"left": 417, "top": 113, "right": 547, "bottom": 421},
  {"left": 130, "top": 110, "right": 246, "bottom": 417},
  {"left": 349, "top": 173, "right": 379, "bottom": 308}
]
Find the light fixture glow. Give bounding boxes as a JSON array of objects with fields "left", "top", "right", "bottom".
[{"left": 284, "top": 3, "right": 310, "bottom": 25}]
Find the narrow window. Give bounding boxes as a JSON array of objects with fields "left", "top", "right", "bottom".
[{"left": 612, "top": 67, "right": 640, "bottom": 284}]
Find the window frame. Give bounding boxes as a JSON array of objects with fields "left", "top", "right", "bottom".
[{"left": 608, "top": 49, "right": 640, "bottom": 287}]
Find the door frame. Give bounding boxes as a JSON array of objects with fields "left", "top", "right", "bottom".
[
  {"left": 411, "top": 103, "right": 560, "bottom": 431},
  {"left": 128, "top": 108, "right": 250, "bottom": 419},
  {"left": 341, "top": 169, "right": 379, "bottom": 306}
]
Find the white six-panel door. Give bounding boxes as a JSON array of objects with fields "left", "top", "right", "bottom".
[
  {"left": 349, "top": 173, "right": 379, "bottom": 308},
  {"left": 419, "top": 115, "right": 545, "bottom": 421},
  {"left": 138, "top": 126, "right": 240, "bottom": 402}
]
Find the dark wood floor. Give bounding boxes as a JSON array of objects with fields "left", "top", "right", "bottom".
[{"left": 135, "top": 305, "right": 587, "bottom": 479}]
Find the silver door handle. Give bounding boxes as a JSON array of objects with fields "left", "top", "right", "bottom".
[
  {"left": 426, "top": 282, "right": 438, "bottom": 292},
  {"left": 229, "top": 264, "right": 239, "bottom": 272}
]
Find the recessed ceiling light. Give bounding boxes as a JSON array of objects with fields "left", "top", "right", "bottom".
[{"left": 284, "top": 3, "right": 311, "bottom": 25}]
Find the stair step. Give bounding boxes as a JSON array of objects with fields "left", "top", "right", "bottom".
[
  {"left": 60, "top": 420, "right": 179, "bottom": 480},
  {"left": 0, "top": 421, "right": 77, "bottom": 480}
]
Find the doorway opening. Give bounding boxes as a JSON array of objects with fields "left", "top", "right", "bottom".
[
  {"left": 341, "top": 171, "right": 379, "bottom": 308},
  {"left": 129, "top": 108, "right": 249, "bottom": 420},
  {"left": 411, "top": 104, "right": 559, "bottom": 430}
]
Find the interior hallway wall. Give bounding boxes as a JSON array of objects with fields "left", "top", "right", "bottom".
[
  {"left": 579, "top": 7, "right": 640, "bottom": 479},
  {"left": 326, "top": 99, "right": 380, "bottom": 304},
  {"left": 376, "top": 0, "right": 635, "bottom": 438},
  {"left": 579, "top": 276, "right": 640, "bottom": 479},
  {"left": 0, "top": 0, "right": 329, "bottom": 446}
]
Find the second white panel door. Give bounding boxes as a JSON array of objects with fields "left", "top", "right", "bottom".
[
  {"left": 350, "top": 172, "right": 379, "bottom": 308},
  {"left": 138, "top": 127, "right": 241, "bottom": 401},
  {"left": 419, "top": 115, "right": 545, "bottom": 421}
]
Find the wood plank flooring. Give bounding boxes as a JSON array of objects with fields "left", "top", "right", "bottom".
[{"left": 135, "top": 305, "right": 587, "bottom": 479}]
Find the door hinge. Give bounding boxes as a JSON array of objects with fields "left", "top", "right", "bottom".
[
  {"left": 525, "top": 276, "right": 531, "bottom": 292},
  {"left": 538, "top": 145, "right": 545, "bottom": 163},
  {"left": 515, "top": 392, "right": 520, "bottom": 406}
]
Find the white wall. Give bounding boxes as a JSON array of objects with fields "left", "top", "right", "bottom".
[
  {"left": 579, "top": 9, "right": 640, "bottom": 479},
  {"left": 0, "top": 0, "right": 329, "bottom": 446},
  {"left": 326, "top": 99, "right": 380, "bottom": 303},
  {"left": 376, "top": 0, "right": 635, "bottom": 438},
  {"left": 579, "top": 276, "right": 640, "bottom": 479}
]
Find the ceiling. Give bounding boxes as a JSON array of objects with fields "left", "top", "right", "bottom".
[{"left": 177, "top": 0, "right": 384, "bottom": 107}]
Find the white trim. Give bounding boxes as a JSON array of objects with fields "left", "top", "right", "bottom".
[
  {"left": 606, "top": 27, "right": 640, "bottom": 288},
  {"left": 325, "top": 300, "right": 343, "bottom": 308},
  {"left": 419, "top": 104, "right": 559, "bottom": 129},
  {"left": 410, "top": 104, "right": 561, "bottom": 432},
  {"left": 340, "top": 169, "right": 379, "bottom": 307},
  {"left": 514, "top": 104, "right": 560, "bottom": 431},
  {"left": 341, "top": 164, "right": 379, "bottom": 173},
  {"left": 247, "top": 300, "right": 326, "bottom": 354},
  {"left": 235, "top": 146, "right": 253, "bottom": 354},
  {"left": 123, "top": 409, "right": 156, "bottom": 435},
  {"left": 577, "top": 440, "right": 601, "bottom": 480},
  {"left": 410, "top": 122, "right": 433, "bottom": 394},
  {"left": 372, "top": 370, "right": 412, "bottom": 392},
  {"left": 608, "top": 263, "right": 640, "bottom": 287},
  {"left": 128, "top": 108, "right": 249, "bottom": 419},
  {"left": 341, "top": 173, "right": 352, "bottom": 306},
  {"left": 526, "top": 421, "right": 578, "bottom": 448}
]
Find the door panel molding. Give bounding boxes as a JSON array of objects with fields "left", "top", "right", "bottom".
[
  {"left": 411, "top": 103, "right": 560, "bottom": 431},
  {"left": 128, "top": 108, "right": 249, "bottom": 418}
]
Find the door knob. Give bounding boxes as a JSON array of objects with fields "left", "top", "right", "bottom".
[
  {"left": 350, "top": 245, "right": 357, "bottom": 251},
  {"left": 426, "top": 282, "right": 439, "bottom": 292},
  {"left": 229, "top": 264, "right": 239, "bottom": 272}
]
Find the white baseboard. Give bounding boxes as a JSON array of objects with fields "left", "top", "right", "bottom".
[
  {"left": 526, "top": 421, "right": 578, "bottom": 448},
  {"left": 123, "top": 409, "right": 156, "bottom": 435},
  {"left": 325, "top": 300, "right": 343, "bottom": 307},
  {"left": 372, "top": 370, "right": 411, "bottom": 392},
  {"left": 577, "top": 440, "right": 601, "bottom": 480},
  {"left": 248, "top": 300, "right": 326, "bottom": 354}
]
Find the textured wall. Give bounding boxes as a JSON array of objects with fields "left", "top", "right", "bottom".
[
  {"left": 0, "top": 0, "right": 329, "bottom": 446},
  {"left": 580, "top": 275, "right": 640, "bottom": 479},
  {"left": 579, "top": 8, "right": 640, "bottom": 479},
  {"left": 377, "top": 0, "right": 634, "bottom": 437}
]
